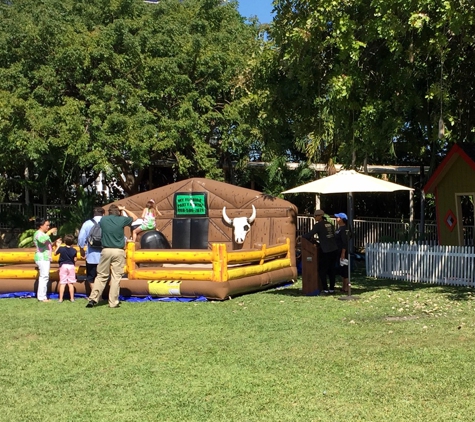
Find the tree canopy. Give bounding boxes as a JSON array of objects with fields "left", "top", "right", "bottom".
[
  {"left": 0, "top": 0, "right": 259, "bottom": 201},
  {"left": 1, "top": 0, "right": 475, "bottom": 210},
  {"left": 268, "top": 0, "right": 475, "bottom": 173}
]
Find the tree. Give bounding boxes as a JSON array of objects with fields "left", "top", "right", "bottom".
[
  {"left": 268, "top": 0, "right": 475, "bottom": 174},
  {"left": 0, "top": 0, "right": 259, "bottom": 200}
]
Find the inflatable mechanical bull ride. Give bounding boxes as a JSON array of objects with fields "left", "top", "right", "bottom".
[{"left": 0, "top": 178, "right": 298, "bottom": 300}]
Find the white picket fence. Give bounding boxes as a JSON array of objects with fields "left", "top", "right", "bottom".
[{"left": 366, "top": 242, "right": 475, "bottom": 287}]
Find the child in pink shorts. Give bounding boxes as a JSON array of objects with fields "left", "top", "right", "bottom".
[{"left": 54, "top": 234, "right": 77, "bottom": 302}]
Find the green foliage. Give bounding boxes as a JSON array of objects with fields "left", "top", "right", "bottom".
[
  {"left": 58, "top": 187, "right": 102, "bottom": 236},
  {"left": 253, "top": 157, "right": 314, "bottom": 200},
  {"left": 0, "top": 0, "right": 259, "bottom": 199},
  {"left": 0, "top": 207, "right": 30, "bottom": 230},
  {"left": 0, "top": 176, "right": 6, "bottom": 202},
  {"left": 17, "top": 229, "right": 35, "bottom": 248},
  {"left": 3, "top": 0, "right": 475, "bottom": 215},
  {"left": 266, "top": 0, "right": 475, "bottom": 174}
]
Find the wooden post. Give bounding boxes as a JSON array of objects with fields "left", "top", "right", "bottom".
[{"left": 301, "top": 238, "right": 319, "bottom": 295}]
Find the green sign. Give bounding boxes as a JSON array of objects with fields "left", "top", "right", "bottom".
[{"left": 174, "top": 193, "right": 208, "bottom": 216}]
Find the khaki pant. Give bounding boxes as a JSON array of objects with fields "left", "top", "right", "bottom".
[{"left": 88, "top": 248, "right": 125, "bottom": 307}]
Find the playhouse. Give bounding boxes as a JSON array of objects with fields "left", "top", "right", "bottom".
[{"left": 424, "top": 143, "right": 475, "bottom": 246}]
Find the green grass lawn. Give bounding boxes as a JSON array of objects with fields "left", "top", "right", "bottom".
[{"left": 1, "top": 271, "right": 475, "bottom": 421}]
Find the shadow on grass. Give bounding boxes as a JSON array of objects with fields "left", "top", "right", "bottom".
[
  {"left": 266, "top": 270, "right": 475, "bottom": 302},
  {"left": 360, "top": 272, "right": 474, "bottom": 301},
  {"left": 267, "top": 285, "right": 307, "bottom": 297}
]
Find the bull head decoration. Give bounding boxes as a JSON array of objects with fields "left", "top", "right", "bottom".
[{"left": 222, "top": 205, "right": 257, "bottom": 244}]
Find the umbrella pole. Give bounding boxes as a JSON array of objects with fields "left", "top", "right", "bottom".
[
  {"left": 339, "top": 191, "right": 359, "bottom": 301},
  {"left": 347, "top": 192, "right": 354, "bottom": 255}
]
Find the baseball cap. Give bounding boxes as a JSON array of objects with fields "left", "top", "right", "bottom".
[
  {"left": 335, "top": 213, "right": 348, "bottom": 219},
  {"left": 314, "top": 209, "right": 325, "bottom": 216}
]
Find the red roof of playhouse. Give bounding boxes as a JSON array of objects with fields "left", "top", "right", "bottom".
[{"left": 423, "top": 143, "right": 475, "bottom": 194}]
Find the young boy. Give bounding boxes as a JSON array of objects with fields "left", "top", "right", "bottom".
[{"left": 54, "top": 234, "right": 77, "bottom": 302}]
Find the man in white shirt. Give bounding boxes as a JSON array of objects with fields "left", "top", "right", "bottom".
[{"left": 78, "top": 207, "right": 105, "bottom": 295}]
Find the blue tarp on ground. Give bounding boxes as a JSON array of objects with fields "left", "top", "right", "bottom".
[
  {"left": 0, "top": 292, "right": 36, "bottom": 299},
  {"left": 119, "top": 295, "right": 208, "bottom": 302},
  {"left": 0, "top": 292, "right": 208, "bottom": 302}
]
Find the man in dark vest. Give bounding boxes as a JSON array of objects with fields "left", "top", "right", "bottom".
[
  {"left": 86, "top": 204, "right": 138, "bottom": 308},
  {"left": 302, "top": 209, "right": 339, "bottom": 293}
]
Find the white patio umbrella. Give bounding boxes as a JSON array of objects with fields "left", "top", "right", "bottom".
[
  {"left": 282, "top": 169, "right": 414, "bottom": 194},
  {"left": 282, "top": 170, "right": 414, "bottom": 300}
]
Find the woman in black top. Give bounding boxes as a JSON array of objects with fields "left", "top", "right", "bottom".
[{"left": 334, "top": 213, "right": 349, "bottom": 293}]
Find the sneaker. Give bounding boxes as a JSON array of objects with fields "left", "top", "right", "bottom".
[
  {"left": 329, "top": 290, "right": 335, "bottom": 294},
  {"left": 323, "top": 290, "right": 329, "bottom": 294},
  {"left": 85, "top": 300, "right": 97, "bottom": 308}
]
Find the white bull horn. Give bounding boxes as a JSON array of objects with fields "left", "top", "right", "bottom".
[
  {"left": 248, "top": 205, "right": 257, "bottom": 223},
  {"left": 222, "top": 207, "right": 232, "bottom": 225}
]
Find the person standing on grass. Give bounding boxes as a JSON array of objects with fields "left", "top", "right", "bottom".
[
  {"left": 301, "top": 209, "right": 338, "bottom": 294},
  {"left": 78, "top": 207, "right": 105, "bottom": 294},
  {"left": 132, "top": 199, "right": 161, "bottom": 243},
  {"left": 33, "top": 218, "right": 59, "bottom": 302},
  {"left": 86, "top": 204, "right": 138, "bottom": 309},
  {"left": 54, "top": 234, "right": 78, "bottom": 302},
  {"left": 334, "top": 213, "right": 350, "bottom": 293}
]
